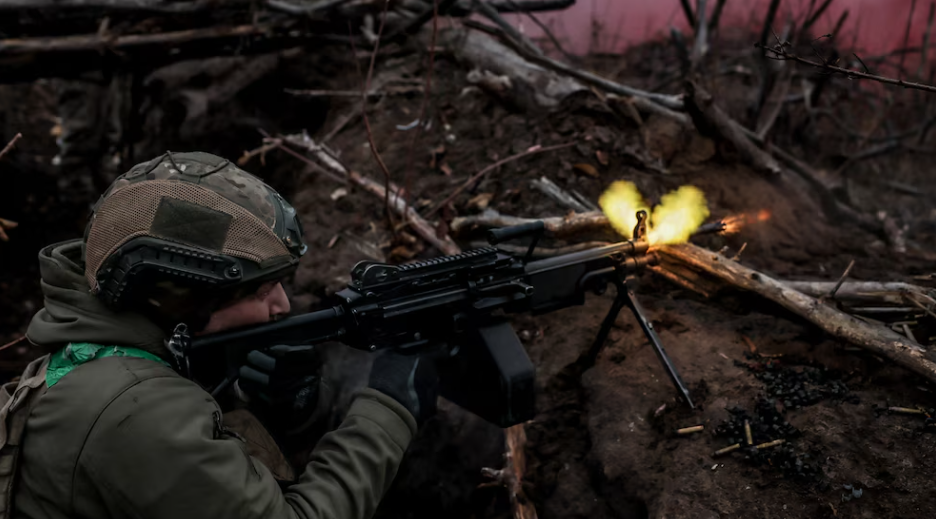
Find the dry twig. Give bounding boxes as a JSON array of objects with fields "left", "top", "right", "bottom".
[
  {"left": 350, "top": 3, "right": 397, "bottom": 228},
  {"left": 685, "top": 80, "right": 781, "bottom": 175},
  {"left": 659, "top": 244, "right": 936, "bottom": 384},
  {"left": 425, "top": 142, "right": 575, "bottom": 217},
  {"left": 403, "top": 0, "right": 440, "bottom": 206},
  {"left": 467, "top": 23, "right": 683, "bottom": 109},
  {"left": 0, "top": 133, "right": 22, "bottom": 161},
  {"left": 278, "top": 133, "right": 461, "bottom": 255},
  {"left": 759, "top": 42, "right": 936, "bottom": 94}
]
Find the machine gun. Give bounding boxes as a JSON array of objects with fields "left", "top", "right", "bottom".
[{"left": 187, "top": 211, "right": 694, "bottom": 427}]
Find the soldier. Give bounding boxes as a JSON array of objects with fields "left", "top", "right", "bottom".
[{"left": 0, "top": 151, "right": 437, "bottom": 519}]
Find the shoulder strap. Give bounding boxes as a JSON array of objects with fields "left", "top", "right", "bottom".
[{"left": 0, "top": 355, "right": 50, "bottom": 519}]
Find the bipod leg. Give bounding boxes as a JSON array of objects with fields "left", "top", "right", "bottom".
[
  {"left": 583, "top": 277, "right": 628, "bottom": 367},
  {"left": 622, "top": 280, "right": 695, "bottom": 409}
]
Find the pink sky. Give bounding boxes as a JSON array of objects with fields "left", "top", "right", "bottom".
[{"left": 512, "top": 0, "right": 925, "bottom": 55}]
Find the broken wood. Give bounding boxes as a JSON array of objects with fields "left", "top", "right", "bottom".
[
  {"left": 685, "top": 80, "right": 782, "bottom": 175},
  {"left": 463, "top": 22, "right": 683, "bottom": 110},
  {"left": 659, "top": 243, "right": 936, "bottom": 385},
  {"left": 472, "top": 0, "right": 544, "bottom": 57},
  {"left": 530, "top": 176, "right": 594, "bottom": 213},
  {"left": 436, "top": 27, "right": 585, "bottom": 110},
  {"left": 279, "top": 134, "right": 461, "bottom": 255},
  {"left": 480, "top": 424, "right": 537, "bottom": 519},
  {"left": 450, "top": 210, "right": 610, "bottom": 239}
]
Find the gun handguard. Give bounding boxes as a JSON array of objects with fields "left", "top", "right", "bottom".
[{"left": 189, "top": 220, "right": 688, "bottom": 427}]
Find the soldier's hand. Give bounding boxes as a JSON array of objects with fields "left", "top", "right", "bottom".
[
  {"left": 368, "top": 350, "right": 438, "bottom": 425},
  {"left": 238, "top": 344, "right": 323, "bottom": 434}
]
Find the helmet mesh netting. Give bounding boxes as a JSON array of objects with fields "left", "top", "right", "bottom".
[{"left": 85, "top": 180, "right": 290, "bottom": 291}]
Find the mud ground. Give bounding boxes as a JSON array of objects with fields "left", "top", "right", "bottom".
[{"left": 2, "top": 32, "right": 936, "bottom": 519}]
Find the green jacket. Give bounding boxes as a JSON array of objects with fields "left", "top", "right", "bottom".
[{"left": 14, "top": 240, "right": 416, "bottom": 519}]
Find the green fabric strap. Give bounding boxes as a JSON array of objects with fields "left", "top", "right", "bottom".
[{"left": 46, "top": 342, "right": 170, "bottom": 388}]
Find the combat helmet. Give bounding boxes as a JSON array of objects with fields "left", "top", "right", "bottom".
[{"left": 83, "top": 151, "right": 306, "bottom": 319}]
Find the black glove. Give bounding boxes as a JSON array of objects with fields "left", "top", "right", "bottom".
[
  {"left": 368, "top": 350, "right": 438, "bottom": 425},
  {"left": 238, "top": 345, "right": 323, "bottom": 434}
]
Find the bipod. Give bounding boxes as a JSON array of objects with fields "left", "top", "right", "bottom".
[{"left": 584, "top": 274, "right": 695, "bottom": 409}]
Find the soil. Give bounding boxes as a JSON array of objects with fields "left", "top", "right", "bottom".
[{"left": 2, "top": 27, "right": 936, "bottom": 519}]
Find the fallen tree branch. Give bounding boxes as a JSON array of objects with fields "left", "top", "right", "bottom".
[
  {"left": 450, "top": 210, "right": 609, "bottom": 238},
  {"left": 0, "top": 23, "right": 281, "bottom": 54},
  {"left": 501, "top": 0, "right": 577, "bottom": 63},
  {"left": 279, "top": 134, "right": 461, "bottom": 255},
  {"left": 659, "top": 243, "right": 936, "bottom": 384},
  {"left": 465, "top": 22, "right": 684, "bottom": 110},
  {"left": 437, "top": 26, "right": 585, "bottom": 110},
  {"left": 782, "top": 281, "right": 936, "bottom": 306},
  {"left": 685, "top": 80, "right": 782, "bottom": 175}
]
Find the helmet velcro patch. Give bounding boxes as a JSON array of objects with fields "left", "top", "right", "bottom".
[{"left": 150, "top": 197, "right": 232, "bottom": 252}]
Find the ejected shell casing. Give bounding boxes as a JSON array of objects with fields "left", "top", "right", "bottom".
[
  {"left": 755, "top": 439, "right": 785, "bottom": 450},
  {"left": 888, "top": 406, "right": 925, "bottom": 415},
  {"left": 744, "top": 420, "right": 753, "bottom": 445},
  {"left": 713, "top": 443, "right": 741, "bottom": 456},
  {"left": 677, "top": 425, "right": 704, "bottom": 435}
]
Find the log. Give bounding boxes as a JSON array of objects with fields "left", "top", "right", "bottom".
[
  {"left": 466, "top": 22, "right": 684, "bottom": 110},
  {"left": 472, "top": 0, "right": 544, "bottom": 57},
  {"left": 450, "top": 210, "right": 610, "bottom": 239},
  {"left": 280, "top": 134, "right": 462, "bottom": 256},
  {"left": 684, "top": 80, "right": 782, "bottom": 175},
  {"left": 659, "top": 243, "right": 936, "bottom": 385}
]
